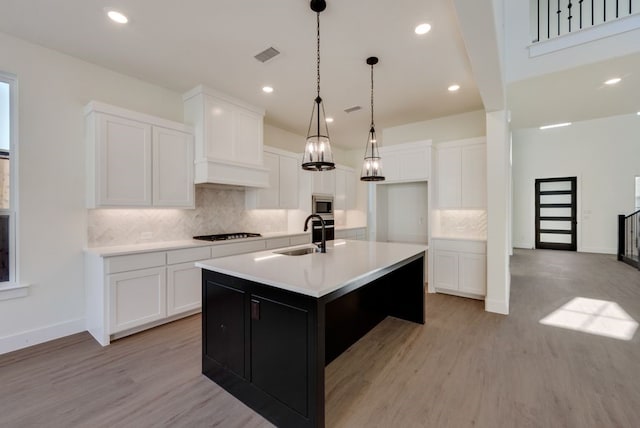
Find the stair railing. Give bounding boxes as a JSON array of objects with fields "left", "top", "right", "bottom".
[{"left": 618, "top": 209, "right": 640, "bottom": 268}]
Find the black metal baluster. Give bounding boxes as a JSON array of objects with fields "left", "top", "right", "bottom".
[
  {"left": 592, "top": 0, "right": 595, "bottom": 24},
  {"left": 604, "top": 0, "right": 607, "bottom": 22},
  {"left": 548, "top": 0, "right": 551, "bottom": 38},
  {"left": 630, "top": 0, "right": 633, "bottom": 14},
  {"left": 579, "top": 0, "right": 584, "bottom": 28},
  {"left": 568, "top": 1, "right": 573, "bottom": 32},
  {"left": 616, "top": 0, "right": 619, "bottom": 17},
  {"left": 537, "top": 0, "right": 540, "bottom": 42},
  {"left": 557, "top": 0, "right": 561, "bottom": 36}
]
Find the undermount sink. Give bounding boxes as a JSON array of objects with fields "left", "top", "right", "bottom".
[{"left": 275, "top": 245, "right": 321, "bottom": 256}]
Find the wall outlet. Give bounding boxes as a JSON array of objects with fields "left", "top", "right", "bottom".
[{"left": 140, "top": 232, "right": 153, "bottom": 240}]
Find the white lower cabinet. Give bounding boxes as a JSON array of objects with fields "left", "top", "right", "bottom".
[
  {"left": 85, "top": 233, "right": 313, "bottom": 345},
  {"left": 335, "top": 228, "right": 367, "bottom": 240},
  {"left": 109, "top": 267, "right": 167, "bottom": 333},
  {"left": 432, "top": 238, "right": 486, "bottom": 299}
]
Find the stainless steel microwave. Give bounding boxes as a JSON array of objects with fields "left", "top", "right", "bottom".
[{"left": 312, "top": 194, "right": 334, "bottom": 219}]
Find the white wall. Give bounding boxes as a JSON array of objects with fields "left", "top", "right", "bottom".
[
  {"left": 382, "top": 110, "right": 486, "bottom": 146},
  {"left": 512, "top": 112, "right": 640, "bottom": 254},
  {"left": 505, "top": 1, "right": 640, "bottom": 83},
  {"left": 0, "top": 31, "right": 185, "bottom": 352}
]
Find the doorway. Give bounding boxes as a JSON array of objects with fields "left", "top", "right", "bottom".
[{"left": 535, "top": 177, "right": 577, "bottom": 251}]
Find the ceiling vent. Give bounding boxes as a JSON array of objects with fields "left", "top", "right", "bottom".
[
  {"left": 344, "top": 105, "right": 362, "bottom": 113},
  {"left": 254, "top": 47, "right": 280, "bottom": 63}
]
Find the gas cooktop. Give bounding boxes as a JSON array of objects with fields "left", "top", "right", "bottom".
[{"left": 193, "top": 233, "right": 262, "bottom": 242}]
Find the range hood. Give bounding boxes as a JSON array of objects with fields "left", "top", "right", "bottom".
[{"left": 184, "top": 85, "right": 269, "bottom": 188}]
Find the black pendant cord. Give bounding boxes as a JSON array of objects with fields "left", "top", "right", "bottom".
[
  {"left": 370, "top": 62, "right": 375, "bottom": 131},
  {"left": 316, "top": 10, "right": 321, "bottom": 138}
]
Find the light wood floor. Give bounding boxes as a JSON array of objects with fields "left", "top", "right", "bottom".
[{"left": 2, "top": 249, "right": 640, "bottom": 427}]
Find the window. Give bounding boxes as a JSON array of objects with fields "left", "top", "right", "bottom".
[{"left": 0, "top": 72, "right": 16, "bottom": 285}]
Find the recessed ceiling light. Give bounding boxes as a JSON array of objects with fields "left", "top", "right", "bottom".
[
  {"left": 636, "top": 111, "right": 640, "bottom": 116},
  {"left": 448, "top": 84, "right": 460, "bottom": 92},
  {"left": 604, "top": 77, "right": 621, "bottom": 85},
  {"left": 325, "top": 117, "right": 334, "bottom": 123},
  {"left": 262, "top": 86, "right": 274, "bottom": 93},
  {"left": 107, "top": 10, "right": 128, "bottom": 24},
  {"left": 415, "top": 23, "right": 431, "bottom": 35},
  {"left": 539, "top": 122, "right": 572, "bottom": 130}
]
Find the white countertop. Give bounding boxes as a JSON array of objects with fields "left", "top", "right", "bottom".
[
  {"left": 85, "top": 231, "right": 310, "bottom": 257},
  {"left": 196, "top": 239, "right": 427, "bottom": 298}
]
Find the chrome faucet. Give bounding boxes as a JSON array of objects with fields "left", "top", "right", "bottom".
[{"left": 304, "top": 214, "right": 326, "bottom": 253}]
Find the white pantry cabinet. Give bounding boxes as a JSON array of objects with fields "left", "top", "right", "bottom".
[
  {"left": 378, "top": 140, "right": 432, "bottom": 184},
  {"left": 183, "top": 85, "right": 269, "bottom": 187},
  {"left": 85, "top": 102, "right": 194, "bottom": 208},
  {"left": 246, "top": 147, "right": 299, "bottom": 209},
  {"left": 435, "top": 138, "right": 486, "bottom": 209},
  {"left": 432, "top": 238, "right": 486, "bottom": 298}
]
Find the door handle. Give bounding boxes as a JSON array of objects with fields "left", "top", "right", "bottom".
[{"left": 251, "top": 299, "right": 260, "bottom": 320}]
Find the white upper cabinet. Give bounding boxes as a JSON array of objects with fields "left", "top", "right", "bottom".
[
  {"left": 311, "top": 169, "right": 336, "bottom": 195},
  {"left": 246, "top": 147, "right": 299, "bottom": 209},
  {"left": 335, "top": 166, "right": 357, "bottom": 211},
  {"left": 435, "top": 138, "right": 486, "bottom": 209},
  {"left": 183, "top": 85, "right": 269, "bottom": 188},
  {"left": 279, "top": 154, "right": 299, "bottom": 209},
  {"left": 378, "top": 140, "right": 432, "bottom": 184},
  {"left": 460, "top": 144, "right": 486, "bottom": 208},
  {"left": 152, "top": 126, "right": 195, "bottom": 207},
  {"left": 85, "top": 102, "right": 194, "bottom": 209}
]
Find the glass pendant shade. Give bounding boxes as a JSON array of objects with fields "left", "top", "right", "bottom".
[
  {"left": 361, "top": 56, "right": 385, "bottom": 181},
  {"left": 302, "top": 96, "right": 335, "bottom": 171},
  {"left": 360, "top": 126, "right": 384, "bottom": 181},
  {"left": 302, "top": 0, "right": 335, "bottom": 172}
]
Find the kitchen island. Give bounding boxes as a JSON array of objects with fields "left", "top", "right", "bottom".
[{"left": 196, "top": 239, "right": 426, "bottom": 428}]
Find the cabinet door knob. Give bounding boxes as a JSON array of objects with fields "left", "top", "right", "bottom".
[{"left": 251, "top": 299, "right": 260, "bottom": 320}]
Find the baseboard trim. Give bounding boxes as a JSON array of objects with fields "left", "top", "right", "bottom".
[
  {"left": 513, "top": 242, "right": 534, "bottom": 249},
  {"left": 485, "top": 298, "right": 509, "bottom": 315},
  {"left": 578, "top": 247, "right": 616, "bottom": 255},
  {"left": 0, "top": 318, "right": 85, "bottom": 355}
]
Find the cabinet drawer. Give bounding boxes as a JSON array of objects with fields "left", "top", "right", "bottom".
[
  {"left": 265, "top": 237, "right": 291, "bottom": 250},
  {"left": 167, "top": 246, "right": 211, "bottom": 265},
  {"left": 290, "top": 234, "right": 311, "bottom": 246},
  {"left": 431, "top": 239, "right": 486, "bottom": 254},
  {"left": 211, "top": 240, "right": 266, "bottom": 258},
  {"left": 105, "top": 251, "right": 166, "bottom": 274}
]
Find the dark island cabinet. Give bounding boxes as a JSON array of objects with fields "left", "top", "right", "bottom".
[
  {"left": 203, "top": 281, "right": 246, "bottom": 378},
  {"left": 202, "top": 270, "right": 323, "bottom": 428}
]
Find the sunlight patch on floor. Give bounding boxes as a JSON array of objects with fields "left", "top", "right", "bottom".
[{"left": 540, "top": 297, "right": 638, "bottom": 341}]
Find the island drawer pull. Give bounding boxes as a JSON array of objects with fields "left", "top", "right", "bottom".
[{"left": 251, "top": 299, "right": 260, "bottom": 320}]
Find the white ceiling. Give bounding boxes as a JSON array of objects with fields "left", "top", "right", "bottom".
[
  {"left": 508, "top": 52, "right": 640, "bottom": 129},
  {"left": 0, "top": 0, "right": 484, "bottom": 150}
]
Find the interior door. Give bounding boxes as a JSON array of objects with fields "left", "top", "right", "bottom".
[{"left": 535, "top": 177, "right": 577, "bottom": 251}]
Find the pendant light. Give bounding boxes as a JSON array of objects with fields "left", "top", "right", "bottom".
[
  {"left": 302, "top": 0, "right": 335, "bottom": 172},
  {"left": 360, "top": 56, "right": 385, "bottom": 181}
]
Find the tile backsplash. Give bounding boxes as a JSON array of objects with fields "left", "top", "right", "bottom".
[
  {"left": 432, "top": 209, "right": 487, "bottom": 240},
  {"left": 88, "top": 187, "right": 288, "bottom": 247}
]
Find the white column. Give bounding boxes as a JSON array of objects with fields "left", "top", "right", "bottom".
[{"left": 485, "top": 110, "right": 511, "bottom": 314}]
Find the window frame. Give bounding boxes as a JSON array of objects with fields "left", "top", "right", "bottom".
[{"left": 0, "top": 71, "right": 20, "bottom": 292}]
